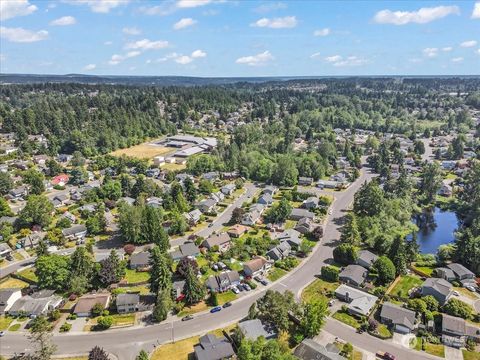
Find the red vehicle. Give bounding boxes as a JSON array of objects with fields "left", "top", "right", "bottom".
[{"left": 376, "top": 351, "right": 396, "bottom": 360}]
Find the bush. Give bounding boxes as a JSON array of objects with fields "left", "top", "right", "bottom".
[
  {"left": 67, "top": 313, "right": 77, "bottom": 320},
  {"left": 123, "top": 244, "right": 136, "bottom": 255},
  {"left": 275, "top": 257, "right": 299, "bottom": 271},
  {"left": 96, "top": 316, "right": 113, "bottom": 330},
  {"left": 443, "top": 298, "right": 473, "bottom": 319},
  {"left": 59, "top": 323, "right": 72, "bottom": 333},
  {"left": 49, "top": 309, "right": 61, "bottom": 321},
  {"left": 246, "top": 280, "right": 257, "bottom": 290},
  {"left": 91, "top": 303, "right": 105, "bottom": 317},
  {"left": 333, "top": 244, "right": 358, "bottom": 265},
  {"left": 372, "top": 256, "right": 396, "bottom": 285},
  {"left": 210, "top": 292, "right": 219, "bottom": 306},
  {"left": 321, "top": 266, "right": 339, "bottom": 282}
]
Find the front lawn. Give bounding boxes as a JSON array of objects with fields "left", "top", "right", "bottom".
[
  {"left": 301, "top": 278, "right": 339, "bottom": 302},
  {"left": 463, "top": 350, "right": 480, "bottom": 360},
  {"left": 0, "top": 316, "right": 13, "bottom": 330},
  {"left": 217, "top": 291, "right": 236, "bottom": 305},
  {"left": 332, "top": 310, "right": 360, "bottom": 329},
  {"left": 389, "top": 275, "right": 423, "bottom": 298},
  {"left": 17, "top": 267, "right": 38, "bottom": 283},
  {"left": 8, "top": 323, "right": 21, "bottom": 331},
  {"left": 268, "top": 267, "right": 287, "bottom": 282},
  {"left": 177, "top": 301, "right": 209, "bottom": 317},
  {"left": 150, "top": 335, "right": 200, "bottom": 360},
  {"left": 376, "top": 324, "right": 393, "bottom": 339},
  {"left": 124, "top": 269, "right": 150, "bottom": 284},
  {"left": 413, "top": 337, "right": 445, "bottom": 358},
  {"left": 0, "top": 277, "right": 29, "bottom": 289},
  {"left": 110, "top": 313, "right": 136, "bottom": 327}
]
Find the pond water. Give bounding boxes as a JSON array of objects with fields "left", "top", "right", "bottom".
[{"left": 413, "top": 207, "right": 459, "bottom": 254}]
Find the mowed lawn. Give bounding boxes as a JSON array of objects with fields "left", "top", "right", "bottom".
[
  {"left": 124, "top": 269, "right": 150, "bottom": 284},
  {"left": 0, "top": 316, "right": 14, "bottom": 330},
  {"left": 110, "top": 143, "right": 172, "bottom": 160},
  {"left": 301, "top": 278, "right": 339, "bottom": 302},
  {"left": 17, "top": 267, "right": 38, "bottom": 283},
  {"left": 389, "top": 275, "right": 423, "bottom": 298},
  {"left": 463, "top": 350, "right": 480, "bottom": 360},
  {"left": 0, "top": 277, "right": 29, "bottom": 289}
]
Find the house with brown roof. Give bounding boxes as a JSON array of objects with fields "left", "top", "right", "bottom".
[
  {"left": 201, "top": 233, "right": 231, "bottom": 253},
  {"left": 243, "top": 256, "right": 271, "bottom": 278},
  {"left": 227, "top": 224, "right": 249, "bottom": 238},
  {"left": 73, "top": 293, "right": 111, "bottom": 317}
]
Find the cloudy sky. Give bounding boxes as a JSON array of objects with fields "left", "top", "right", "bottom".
[{"left": 1, "top": 0, "right": 479, "bottom": 76}]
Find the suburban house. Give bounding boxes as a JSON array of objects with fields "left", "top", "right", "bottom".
[
  {"left": 51, "top": 194, "right": 69, "bottom": 208},
  {"left": 18, "top": 233, "right": 43, "bottom": 250},
  {"left": 356, "top": 250, "right": 378, "bottom": 269},
  {"left": 242, "top": 209, "right": 262, "bottom": 226},
  {"left": 0, "top": 243, "right": 12, "bottom": 259},
  {"left": 317, "top": 180, "right": 340, "bottom": 189},
  {"left": 262, "top": 185, "right": 278, "bottom": 196},
  {"left": 257, "top": 193, "right": 273, "bottom": 206},
  {"left": 129, "top": 251, "right": 151, "bottom": 270},
  {"left": 435, "top": 267, "right": 456, "bottom": 282},
  {"left": 201, "top": 233, "right": 232, "bottom": 253},
  {"left": 74, "top": 293, "right": 111, "bottom": 317},
  {"left": 298, "top": 177, "right": 313, "bottom": 186},
  {"left": 380, "top": 302, "right": 417, "bottom": 334},
  {"left": 438, "top": 183, "right": 453, "bottom": 197},
  {"left": 205, "top": 271, "right": 240, "bottom": 293},
  {"left": 203, "top": 171, "right": 220, "bottom": 182},
  {"left": 51, "top": 174, "right": 70, "bottom": 186},
  {"left": 276, "top": 229, "right": 302, "bottom": 248},
  {"left": 339, "top": 265, "right": 368, "bottom": 287},
  {"left": 184, "top": 209, "right": 202, "bottom": 225},
  {"left": 171, "top": 242, "right": 201, "bottom": 261},
  {"left": 210, "top": 192, "right": 225, "bottom": 203},
  {"left": 290, "top": 208, "right": 315, "bottom": 221},
  {"left": 238, "top": 319, "right": 277, "bottom": 341},
  {"left": 243, "top": 256, "right": 272, "bottom": 278},
  {"left": 442, "top": 314, "right": 480, "bottom": 348},
  {"left": 61, "top": 211, "right": 76, "bottom": 223},
  {"left": 8, "top": 186, "right": 28, "bottom": 200},
  {"left": 8, "top": 291, "right": 64, "bottom": 317},
  {"left": 447, "top": 263, "right": 475, "bottom": 281},
  {"left": 421, "top": 278, "right": 453, "bottom": 305},
  {"left": 116, "top": 293, "right": 140, "bottom": 314},
  {"left": 266, "top": 241, "right": 291, "bottom": 261},
  {"left": 220, "top": 184, "right": 236, "bottom": 196},
  {"left": 335, "top": 284, "right": 378, "bottom": 317},
  {"left": 227, "top": 224, "right": 249, "bottom": 238},
  {"left": 302, "top": 197, "right": 318, "bottom": 210},
  {"left": 294, "top": 339, "right": 345, "bottom": 360},
  {"left": 62, "top": 224, "right": 88, "bottom": 241},
  {"left": 196, "top": 198, "right": 217, "bottom": 213},
  {"left": 0, "top": 288, "right": 22, "bottom": 314},
  {"left": 118, "top": 197, "right": 135, "bottom": 206},
  {"left": 193, "top": 333, "right": 235, "bottom": 360},
  {"left": 295, "top": 217, "right": 315, "bottom": 234}
]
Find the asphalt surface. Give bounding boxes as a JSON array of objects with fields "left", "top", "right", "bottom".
[{"left": 1, "top": 169, "right": 435, "bottom": 360}]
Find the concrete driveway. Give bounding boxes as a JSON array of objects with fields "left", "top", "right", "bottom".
[
  {"left": 392, "top": 333, "right": 415, "bottom": 348},
  {"left": 444, "top": 346, "right": 463, "bottom": 360}
]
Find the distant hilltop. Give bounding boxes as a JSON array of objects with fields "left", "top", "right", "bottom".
[{"left": 1, "top": 73, "right": 478, "bottom": 86}]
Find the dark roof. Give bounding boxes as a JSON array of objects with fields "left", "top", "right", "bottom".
[
  {"left": 179, "top": 242, "right": 200, "bottom": 257},
  {"left": 238, "top": 319, "right": 277, "bottom": 340},
  {"left": 442, "top": 314, "right": 466, "bottom": 334},
  {"left": 339, "top": 264, "right": 367, "bottom": 284},
  {"left": 380, "top": 302, "right": 416, "bottom": 330},
  {"left": 357, "top": 250, "right": 378, "bottom": 267},
  {"left": 0, "top": 288, "right": 21, "bottom": 304},
  {"left": 116, "top": 293, "right": 140, "bottom": 306},
  {"left": 61, "top": 224, "right": 87, "bottom": 237},
  {"left": 447, "top": 263, "right": 474, "bottom": 278},
  {"left": 203, "top": 233, "right": 231, "bottom": 248},
  {"left": 422, "top": 278, "right": 452, "bottom": 296},
  {"left": 130, "top": 252, "right": 150, "bottom": 266},
  {"left": 294, "top": 339, "right": 345, "bottom": 360},
  {"left": 194, "top": 334, "right": 235, "bottom": 360}
]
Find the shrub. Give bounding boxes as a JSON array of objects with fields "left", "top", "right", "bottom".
[
  {"left": 91, "top": 303, "right": 105, "bottom": 317},
  {"left": 443, "top": 298, "right": 473, "bottom": 319},
  {"left": 321, "top": 266, "right": 339, "bottom": 282},
  {"left": 67, "top": 313, "right": 77, "bottom": 320},
  {"left": 59, "top": 323, "right": 72, "bottom": 333},
  {"left": 96, "top": 316, "right": 113, "bottom": 330},
  {"left": 123, "top": 244, "right": 136, "bottom": 255},
  {"left": 49, "top": 309, "right": 61, "bottom": 321}
]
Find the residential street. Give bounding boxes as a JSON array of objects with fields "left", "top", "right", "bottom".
[{"left": 2, "top": 166, "right": 439, "bottom": 360}]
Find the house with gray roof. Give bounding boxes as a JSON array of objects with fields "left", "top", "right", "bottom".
[
  {"left": 447, "top": 263, "right": 475, "bottom": 280},
  {"left": 0, "top": 243, "right": 12, "bottom": 259},
  {"left": 257, "top": 193, "right": 273, "bottom": 206},
  {"left": 262, "top": 185, "right": 278, "bottom": 196},
  {"left": 193, "top": 333, "right": 235, "bottom": 360},
  {"left": 339, "top": 265, "right": 368, "bottom": 287},
  {"left": 171, "top": 242, "right": 200, "bottom": 261},
  {"left": 0, "top": 288, "right": 22, "bottom": 314},
  {"left": 276, "top": 229, "right": 302, "bottom": 248},
  {"left": 294, "top": 339, "right": 345, "bottom": 360},
  {"left": 129, "top": 251, "right": 150, "bottom": 270},
  {"left": 356, "top": 250, "right": 378, "bottom": 269},
  {"left": 205, "top": 271, "right": 240, "bottom": 293},
  {"left": 266, "top": 241, "right": 291, "bottom": 261},
  {"left": 421, "top": 278, "right": 453, "bottom": 305},
  {"left": 238, "top": 319, "right": 277, "bottom": 341},
  {"left": 380, "top": 302, "right": 417, "bottom": 334},
  {"left": 302, "top": 197, "right": 318, "bottom": 210},
  {"left": 116, "top": 293, "right": 140, "bottom": 313},
  {"left": 201, "top": 233, "right": 231, "bottom": 253},
  {"left": 220, "top": 183, "right": 235, "bottom": 196},
  {"left": 184, "top": 209, "right": 202, "bottom": 225},
  {"left": 435, "top": 267, "right": 456, "bottom": 282},
  {"left": 62, "top": 224, "right": 87, "bottom": 241},
  {"left": 442, "top": 314, "right": 480, "bottom": 348},
  {"left": 196, "top": 198, "right": 217, "bottom": 213},
  {"left": 295, "top": 217, "right": 315, "bottom": 234},
  {"left": 334, "top": 284, "right": 378, "bottom": 317},
  {"left": 290, "top": 208, "right": 315, "bottom": 221},
  {"left": 8, "top": 294, "right": 63, "bottom": 317},
  {"left": 298, "top": 177, "right": 313, "bottom": 186}
]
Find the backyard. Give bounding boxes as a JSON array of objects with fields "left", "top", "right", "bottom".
[
  {"left": 389, "top": 275, "right": 423, "bottom": 299},
  {"left": 17, "top": 267, "right": 38, "bottom": 283},
  {"left": 0, "top": 277, "right": 29, "bottom": 289},
  {"left": 124, "top": 269, "right": 150, "bottom": 284}
]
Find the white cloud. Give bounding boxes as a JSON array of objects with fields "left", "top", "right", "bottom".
[
  {"left": 310, "top": 52, "right": 321, "bottom": 59},
  {"left": 108, "top": 50, "right": 140, "bottom": 65},
  {"left": 254, "top": 2, "right": 287, "bottom": 13},
  {"left": 451, "top": 57, "right": 463, "bottom": 62},
  {"left": 50, "top": 16, "right": 76, "bottom": 26},
  {"left": 409, "top": 58, "right": 423, "bottom": 63},
  {"left": 313, "top": 28, "right": 330, "bottom": 37},
  {"left": 83, "top": 64, "right": 96, "bottom": 71},
  {"left": 0, "top": 0, "right": 37, "bottom": 21},
  {"left": 251, "top": 16, "right": 297, "bottom": 29},
  {"left": 125, "top": 39, "right": 169, "bottom": 50},
  {"left": 63, "top": 0, "right": 128, "bottom": 13},
  {"left": 177, "top": 0, "right": 212, "bottom": 8},
  {"left": 191, "top": 49, "right": 206, "bottom": 58},
  {"left": 123, "top": 27, "right": 141, "bottom": 35},
  {"left": 423, "top": 47, "right": 439, "bottom": 58},
  {"left": 373, "top": 5, "right": 460, "bottom": 25},
  {"left": 442, "top": 47, "right": 453, "bottom": 52},
  {"left": 477, "top": 49, "right": 480, "bottom": 55},
  {"left": 175, "top": 55, "right": 193, "bottom": 64},
  {"left": 460, "top": 40, "right": 477, "bottom": 48},
  {"left": 126, "top": 50, "right": 141, "bottom": 57},
  {"left": 472, "top": 2, "right": 480, "bottom": 19},
  {"left": 0, "top": 26, "right": 48, "bottom": 43},
  {"left": 325, "top": 55, "right": 342, "bottom": 62},
  {"left": 173, "top": 17, "right": 197, "bottom": 30},
  {"left": 104, "top": 41, "right": 113, "bottom": 45},
  {"left": 236, "top": 50, "right": 274, "bottom": 66}
]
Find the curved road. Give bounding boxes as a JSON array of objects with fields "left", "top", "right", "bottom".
[{"left": 2, "top": 168, "right": 436, "bottom": 360}]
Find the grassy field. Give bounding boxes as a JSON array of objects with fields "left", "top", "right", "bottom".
[
  {"left": 217, "top": 291, "right": 236, "bottom": 305},
  {"left": 389, "top": 275, "right": 423, "bottom": 298},
  {"left": 301, "top": 278, "right": 339, "bottom": 302},
  {"left": 332, "top": 310, "right": 360, "bottom": 329},
  {"left": 0, "top": 316, "right": 14, "bottom": 330},
  {"left": 112, "top": 285, "right": 151, "bottom": 295},
  {"left": 411, "top": 264, "right": 435, "bottom": 276},
  {"left": 161, "top": 162, "right": 187, "bottom": 171},
  {"left": 8, "top": 323, "right": 21, "bottom": 331},
  {"left": 0, "top": 277, "right": 29, "bottom": 289},
  {"left": 124, "top": 269, "right": 150, "bottom": 284},
  {"left": 414, "top": 338, "right": 445, "bottom": 358},
  {"left": 267, "top": 267, "right": 287, "bottom": 282},
  {"left": 177, "top": 301, "right": 209, "bottom": 317},
  {"left": 17, "top": 267, "right": 38, "bottom": 283},
  {"left": 463, "top": 350, "right": 480, "bottom": 360},
  {"left": 110, "top": 143, "right": 172, "bottom": 160},
  {"left": 111, "top": 313, "right": 136, "bottom": 327}
]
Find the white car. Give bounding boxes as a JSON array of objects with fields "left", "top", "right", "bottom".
[
  {"left": 465, "top": 285, "right": 476, "bottom": 292},
  {"left": 231, "top": 286, "right": 240, "bottom": 294},
  {"left": 452, "top": 290, "right": 459, "bottom": 296}
]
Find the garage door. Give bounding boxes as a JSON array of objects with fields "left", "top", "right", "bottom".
[{"left": 395, "top": 325, "right": 410, "bottom": 334}]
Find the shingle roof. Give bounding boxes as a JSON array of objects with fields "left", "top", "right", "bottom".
[
  {"left": 380, "top": 302, "right": 416, "bottom": 330},
  {"left": 447, "top": 263, "right": 474, "bottom": 278}
]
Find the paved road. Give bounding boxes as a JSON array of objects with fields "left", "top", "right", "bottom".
[{"left": 1, "top": 169, "right": 434, "bottom": 360}]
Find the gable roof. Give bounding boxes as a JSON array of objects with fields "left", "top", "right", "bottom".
[
  {"left": 357, "top": 250, "right": 378, "bottom": 267},
  {"left": 447, "top": 263, "right": 474, "bottom": 278},
  {"left": 130, "top": 251, "right": 150, "bottom": 266},
  {"left": 339, "top": 264, "right": 367, "bottom": 284},
  {"left": 203, "top": 233, "right": 231, "bottom": 248},
  {"left": 422, "top": 278, "right": 452, "bottom": 297},
  {"left": 380, "top": 302, "right": 416, "bottom": 330},
  {"left": 294, "top": 339, "right": 345, "bottom": 360},
  {"left": 116, "top": 293, "right": 140, "bottom": 306},
  {"left": 238, "top": 319, "right": 277, "bottom": 340},
  {"left": 194, "top": 334, "right": 235, "bottom": 360}
]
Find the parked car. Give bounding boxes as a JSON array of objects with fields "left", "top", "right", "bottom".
[
  {"left": 231, "top": 286, "right": 240, "bottom": 294},
  {"left": 222, "top": 302, "right": 232, "bottom": 308},
  {"left": 328, "top": 299, "right": 336, "bottom": 306},
  {"left": 243, "top": 283, "right": 251, "bottom": 291},
  {"left": 208, "top": 223, "right": 214, "bottom": 227},
  {"left": 259, "top": 278, "right": 268, "bottom": 286},
  {"left": 0, "top": 331, "right": 5, "bottom": 337},
  {"left": 466, "top": 285, "right": 476, "bottom": 292},
  {"left": 376, "top": 351, "right": 396, "bottom": 360},
  {"left": 452, "top": 290, "right": 459, "bottom": 296},
  {"left": 182, "top": 315, "right": 194, "bottom": 321},
  {"left": 210, "top": 306, "right": 222, "bottom": 313}
]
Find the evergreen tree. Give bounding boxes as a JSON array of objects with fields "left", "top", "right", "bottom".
[
  {"left": 152, "top": 289, "right": 172, "bottom": 322},
  {"left": 389, "top": 236, "right": 408, "bottom": 275},
  {"left": 340, "top": 213, "right": 361, "bottom": 245},
  {"left": 183, "top": 264, "right": 206, "bottom": 305},
  {"left": 149, "top": 246, "right": 172, "bottom": 294}
]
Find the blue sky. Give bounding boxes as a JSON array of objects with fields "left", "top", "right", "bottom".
[{"left": 1, "top": 0, "right": 479, "bottom": 76}]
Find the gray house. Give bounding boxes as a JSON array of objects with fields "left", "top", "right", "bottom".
[
  {"left": 435, "top": 267, "right": 456, "bottom": 282},
  {"left": 447, "top": 263, "right": 475, "bottom": 280},
  {"left": 205, "top": 271, "right": 240, "bottom": 293},
  {"left": 356, "top": 250, "right": 378, "bottom": 269},
  {"left": 302, "top": 197, "right": 318, "bottom": 210},
  {"left": 442, "top": 314, "right": 480, "bottom": 348},
  {"left": 334, "top": 284, "right": 378, "bottom": 317},
  {"left": 238, "top": 319, "right": 277, "bottom": 341},
  {"left": 380, "top": 302, "right": 416, "bottom": 334},
  {"left": 266, "top": 241, "right": 291, "bottom": 261},
  {"left": 339, "top": 265, "right": 368, "bottom": 287},
  {"left": 129, "top": 251, "right": 151, "bottom": 270},
  {"left": 257, "top": 193, "right": 273, "bottom": 206},
  {"left": 62, "top": 224, "right": 88, "bottom": 241},
  {"left": 193, "top": 334, "right": 235, "bottom": 360},
  {"left": 295, "top": 217, "right": 315, "bottom": 234},
  {"left": 421, "top": 278, "right": 453, "bottom": 305},
  {"left": 294, "top": 339, "right": 345, "bottom": 360},
  {"left": 277, "top": 229, "right": 302, "bottom": 248},
  {"left": 290, "top": 208, "right": 315, "bottom": 221},
  {"left": 116, "top": 293, "right": 140, "bottom": 313}
]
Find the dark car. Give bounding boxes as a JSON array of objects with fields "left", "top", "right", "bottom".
[
  {"left": 222, "top": 302, "right": 232, "bottom": 308},
  {"left": 210, "top": 306, "right": 222, "bottom": 313},
  {"left": 181, "top": 315, "right": 194, "bottom": 321}
]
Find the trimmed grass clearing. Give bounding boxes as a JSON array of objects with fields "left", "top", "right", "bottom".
[
  {"left": 113, "top": 285, "right": 151, "bottom": 295},
  {"left": 268, "top": 267, "right": 287, "bottom": 282},
  {"left": 332, "top": 310, "right": 360, "bottom": 329},
  {"left": 111, "top": 313, "right": 136, "bottom": 327},
  {"left": 124, "top": 269, "right": 150, "bottom": 284},
  {"left": 161, "top": 163, "right": 187, "bottom": 171},
  {"left": 463, "top": 350, "right": 480, "bottom": 360},
  {"left": 376, "top": 324, "right": 393, "bottom": 339},
  {"left": 17, "top": 267, "right": 38, "bottom": 283},
  {"left": 414, "top": 338, "right": 445, "bottom": 358},
  {"left": 0, "top": 277, "right": 29, "bottom": 289},
  {"left": 301, "top": 278, "right": 339, "bottom": 302},
  {"left": 284, "top": 220, "right": 296, "bottom": 229},
  {"left": 216, "top": 291, "right": 236, "bottom": 305},
  {"left": 177, "top": 301, "right": 209, "bottom": 317},
  {"left": 389, "top": 275, "right": 423, "bottom": 298},
  {"left": 0, "top": 316, "right": 14, "bottom": 330},
  {"left": 110, "top": 143, "right": 172, "bottom": 160},
  {"left": 8, "top": 323, "right": 21, "bottom": 331},
  {"left": 411, "top": 264, "right": 435, "bottom": 277}
]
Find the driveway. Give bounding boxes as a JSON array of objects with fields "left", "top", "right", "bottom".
[
  {"left": 444, "top": 346, "right": 463, "bottom": 360},
  {"left": 392, "top": 333, "right": 415, "bottom": 348}
]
